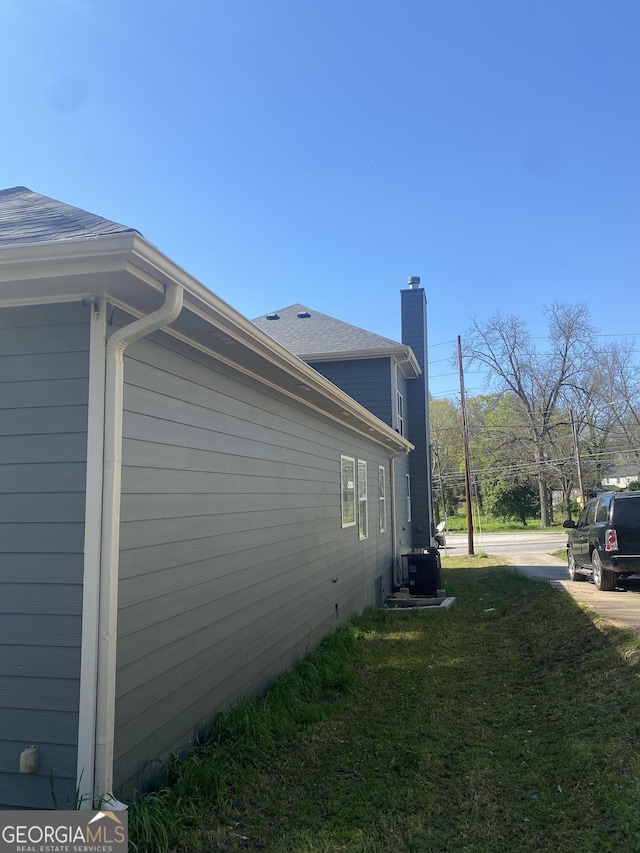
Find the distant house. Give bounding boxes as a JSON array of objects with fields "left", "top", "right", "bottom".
[
  {"left": 0, "top": 187, "right": 412, "bottom": 810},
  {"left": 253, "top": 285, "right": 435, "bottom": 573},
  {"left": 602, "top": 463, "right": 640, "bottom": 489}
]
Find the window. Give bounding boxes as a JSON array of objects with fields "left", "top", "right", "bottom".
[
  {"left": 378, "top": 466, "right": 386, "bottom": 533},
  {"left": 406, "top": 473, "right": 412, "bottom": 522},
  {"left": 596, "top": 495, "right": 611, "bottom": 523},
  {"left": 341, "top": 456, "right": 356, "bottom": 527},
  {"left": 397, "top": 392, "right": 405, "bottom": 436},
  {"left": 358, "top": 459, "right": 368, "bottom": 540}
]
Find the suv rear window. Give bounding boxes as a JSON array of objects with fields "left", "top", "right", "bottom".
[
  {"left": 595, "top": 496, "right": 611, "bottom": 523},
  {"left": 612, "top": 497, "right": 640, "bottom": 526}
]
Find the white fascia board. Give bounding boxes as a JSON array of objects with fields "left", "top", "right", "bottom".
[
  {"left": 299, "top": 349, "right": 421, "bottom": 379},
  {"left": 0, "top": 233, "right": 142, "bottom": 280}
]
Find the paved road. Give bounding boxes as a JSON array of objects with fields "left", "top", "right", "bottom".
[{"left": 443, "top": 530, "right": 640, "bottom": 634}]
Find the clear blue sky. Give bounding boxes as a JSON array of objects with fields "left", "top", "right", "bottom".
[{"left": 2, "top": 1, "right": 638, "bottom": 399}]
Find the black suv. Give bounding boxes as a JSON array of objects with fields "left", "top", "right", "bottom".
[{"left": 563, "top": 491, "right": 640, "bottom": 590}]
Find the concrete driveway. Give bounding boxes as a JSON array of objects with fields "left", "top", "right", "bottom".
[{"left": 444, "top": 530, "right": 640, "bottom": 635}]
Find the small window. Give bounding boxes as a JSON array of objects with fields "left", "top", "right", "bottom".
[
  {"left": 358, "top": 459, "right": 368, "bottom": 540},
  {"left": 595, "top": 496, "right": 611, "bottom": 523},
  {"left": 397, "top": 392, "right": 405, "bottom": 436},
  {"left": 406, "top": 473, "right": 412, "bottom": 522},
  {"left": 586, "top": 500, "right": 598, "bottom": 525},
  {"left": 341, "top": 456, "right": 356, "bottom": 528},
  {"left": 378, "top": 466, "right": 386, "bottom": 533}
]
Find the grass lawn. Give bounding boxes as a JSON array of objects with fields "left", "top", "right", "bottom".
[
  {"left": 129, "top": 557, "right": 640, "bottom": 853},
  {"left": 444, "top": 514, "right": 567, "bottom": 533}
]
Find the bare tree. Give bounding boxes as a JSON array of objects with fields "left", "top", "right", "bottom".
[
  {"left": 464, "top": 302, "right": 594, "bottom": 526},
  {"left": 592, "top": 340, "right": 640, "bottom": 465}
]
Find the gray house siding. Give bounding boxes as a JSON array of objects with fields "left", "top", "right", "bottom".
[
  {"left": 307, "top": 358, "right": 393, "bottom": 427},
  {"left": 0, "top": 302, "right": 88, "bottom": 809},
  {"left": 393, "top": 452, "right": 412, "bottom": 559},
  {"left": 307, "top": 360, "right": 413, "bottom": 563},
  {"left": 113, "top": 327, "right": 394, "bottom": 794}
]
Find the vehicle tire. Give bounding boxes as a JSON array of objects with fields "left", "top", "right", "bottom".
[
  {"left": 568, "top": 548, "right": 584, "bottom": 581},
  {"left": 592, "top": 550, "right": 617, "bottom": 591}
]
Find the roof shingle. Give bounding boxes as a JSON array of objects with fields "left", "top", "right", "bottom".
[
  {"left": 0, "top": 186, "right": 138, "bottom": 247},
  {"left": 252, "top": 303, "right": 406, "bottom": 357}
]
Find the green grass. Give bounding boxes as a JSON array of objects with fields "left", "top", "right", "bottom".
[
  {"left": 445, "top": 514, "right": 567, "bottom": 533},
  {"left": 128, "top": 557, "right": 640, "bottom": 853}
]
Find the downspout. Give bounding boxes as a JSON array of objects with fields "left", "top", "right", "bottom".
[
  {"left": 390, "top": 447, "right": 411, "bottom": 588},
  {"left": 94, "top": 283, "right": 183, "bottom": 808}
]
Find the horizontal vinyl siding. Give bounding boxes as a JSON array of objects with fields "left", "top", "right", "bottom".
[
  {"left": 308, "top": 358, "right": 393, "bottom": 426},
  {"left": 0, "top": 302, "right": 88, "bottom": 809},
  {"left": 114, "top": 331, "right": 394, "bottom": 794},
  {"left": 394, "top": 453, "right": 413, "bottom": 558}
]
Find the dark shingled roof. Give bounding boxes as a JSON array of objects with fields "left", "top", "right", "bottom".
[
  {"left": 252, "top": 303, "right": 406, "bottom": 357},
  {"left": 0, "top": 186, "right": 139, "bottom": 246}
]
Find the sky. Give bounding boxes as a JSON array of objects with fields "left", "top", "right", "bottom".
[{"left": 1, "top": 0, "right": 638, "bottom": 400}]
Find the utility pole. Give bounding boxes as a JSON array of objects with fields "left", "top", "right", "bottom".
[
  {"left": 457, "top": 336, "right": 474, "bottom": 555},
  {"left": 570, "top": 409, "right": 586, "bottom": 510}
]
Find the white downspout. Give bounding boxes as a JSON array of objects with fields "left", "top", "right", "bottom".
[{"left": 94, "top": 283, "right": 183, "bottom": 808}]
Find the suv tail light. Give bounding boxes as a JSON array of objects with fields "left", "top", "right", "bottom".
[{"left": 605, "top": 529, "right": 619, "bottom": 552}]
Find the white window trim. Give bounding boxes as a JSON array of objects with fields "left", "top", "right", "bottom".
[
  {"left": 406, "top": 473, "right": 412, "bottom": 522},
  {"left": 379, "top": 465, "right": 386, "bottom": 533},
  {"left": 397, "top": 391, "right": 405, "bottom": 436},
  {"left": 341, "top": 455, "right": 356, "bottom": 528},
  {"left": 358, "top": 459, "right": 368, "bottom": 540}
]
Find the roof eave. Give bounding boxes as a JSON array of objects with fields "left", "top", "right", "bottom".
[
  {"left": 301, "top": 348, "right": 421, "bottom": 378},
  {"left": 0, "top": 234, "right": 412, "bottom": 455}
]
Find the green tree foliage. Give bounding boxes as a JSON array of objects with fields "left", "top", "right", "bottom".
[
  {"left": 484, "top": 479, "right": 540, "bottom": 525},
  {"left": 430, "top": 397, "right": 465, "bottom": 518}
]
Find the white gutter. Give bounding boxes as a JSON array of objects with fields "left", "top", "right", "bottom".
[
  {"left": 299, "top": 348, "right": 421, "bottom": 378},
  {"left": 93, "top": 282, "right": 184, "bottom": 808}
]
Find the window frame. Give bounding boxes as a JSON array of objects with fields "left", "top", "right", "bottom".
[
  {"left": 340, "top": 455, "right": 356, "bottom": 528},
  {"left": 378, "top": 465, "right": 386, "bottom": 533},
  {"left": 397, "top": 391, "right": 405, "bottom": 436},
  {"left": 358, "top": 459, "right": 368, "bottom": 540},
  {"left": 406, "top": 473, "right": 412, "bottom": 522}
]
